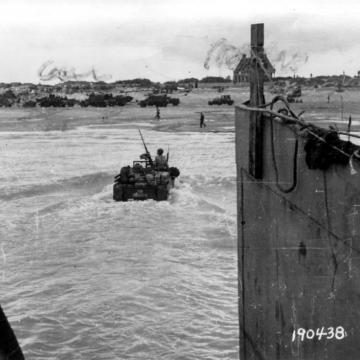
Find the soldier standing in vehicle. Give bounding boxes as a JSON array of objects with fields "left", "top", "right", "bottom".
[
  {"left": 200, "top": 112, "right": 206, "bottom": 128},
  {"left": 155, "top": 148, "right": 168, "bottom": 170}
]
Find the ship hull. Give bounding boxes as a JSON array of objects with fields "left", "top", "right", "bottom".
[{"left": 236, "top": 105, "right": 360, "bottom": 360}]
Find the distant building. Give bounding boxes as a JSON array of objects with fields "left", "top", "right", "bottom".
[{"left": 233, "top": 54, "right": 275, "bottom": 84}]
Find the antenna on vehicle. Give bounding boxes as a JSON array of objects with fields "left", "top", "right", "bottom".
[{"left": 138, "top": 129, "right": 153, "bottom": 166}]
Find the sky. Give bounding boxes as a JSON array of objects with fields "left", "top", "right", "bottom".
[{"left": 0, "top": 0, "right": 360, "bottom": 83}]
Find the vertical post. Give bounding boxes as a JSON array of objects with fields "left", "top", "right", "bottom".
[
  {"left": 347, "top": 115, "right": 352, "bottom": 142},
  {"left": 248, "top": 23, "right": 265, "bottom": 179}
]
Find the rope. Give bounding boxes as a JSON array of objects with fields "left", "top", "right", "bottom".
[
  {"left": 269, "top": 95, "right": 298, "bottom": 119},
  {"left": 337, "top": 131, "right": 360, "bottom": 140},
  {"left": 270, "top": 117, "right": 298, "bottom": 193},
  {"left": 237, "top": 103, "right": 352, "bottom": 159},
  {"left": 237, "top": 103, "right": 304, "bottom": 125},
  {"left": 250, "top": 49, "right": 273, "bottom": 82}
]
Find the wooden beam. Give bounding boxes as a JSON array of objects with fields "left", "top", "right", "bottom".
[{"left": 249, "top": 23, "right": 265, "bottom": 179}]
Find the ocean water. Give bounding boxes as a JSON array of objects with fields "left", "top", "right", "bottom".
[{"left": 0, "top": 124, "right": 238, "bottom": 359}]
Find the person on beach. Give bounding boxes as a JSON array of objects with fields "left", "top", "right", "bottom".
[
  {"left": 155, "top": 148, "right": 168, "bottom": 170},
  {"left": 155, "top": 106, "right": 160, "bottom": 120},
  {"left": 200, "top": 112, "right": 206, "bottom": 128}
]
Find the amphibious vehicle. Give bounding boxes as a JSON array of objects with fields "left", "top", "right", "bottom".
[{"left": 113, "top": 130, "right": 180, "bottom": 201}]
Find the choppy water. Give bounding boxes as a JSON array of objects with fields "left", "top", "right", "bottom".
[{"left": 0, "top": 123, "right": 238, "bottom": 359}]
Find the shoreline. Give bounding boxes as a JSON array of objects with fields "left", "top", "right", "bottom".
[{"left": 0, "top": 87, "right": 359, "bottom": 134}]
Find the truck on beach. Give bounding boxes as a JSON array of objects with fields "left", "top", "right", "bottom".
[
  {"left": 208, "top": 94, "right": 234, "bottom": 105},
  {"left": 138, "top": 94, "right": 180, "bottom": 107}
]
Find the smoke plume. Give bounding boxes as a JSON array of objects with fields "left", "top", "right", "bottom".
[
  {"left": 266, "top": 42, "right": 309, "bottom": 74},
  {"left": 204, "top": 38, "right": 308, "bottom": 75},
  {"left": 204, "top": 38, "right": 250, "bottom": 71},
  {"left": 38, "top": 60, "right": 112, "bottom": 82}
]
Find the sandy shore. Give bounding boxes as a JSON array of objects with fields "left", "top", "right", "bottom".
[{"left": 0, "top": 86, "right": 359, "bottom": 133}]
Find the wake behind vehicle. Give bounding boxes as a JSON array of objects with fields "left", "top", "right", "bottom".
[{"left": 113, "top": 130, "right": 180, "bottom": 201}]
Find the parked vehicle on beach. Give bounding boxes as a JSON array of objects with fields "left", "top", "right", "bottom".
[
  {"left": 286, "top": 85, "right": 302, "bottom": 103},
  {"left": 208, "top": 95, "right": 234, "bottom": 105},
  {"left": 139, "top": 94, "right": 180, "bottom": 107}
]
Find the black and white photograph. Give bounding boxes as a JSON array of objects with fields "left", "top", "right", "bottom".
[{"left": 1, "top": 1, "right": 360, "bottom": 359}]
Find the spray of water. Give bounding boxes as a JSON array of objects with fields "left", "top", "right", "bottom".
[{"left": 38, "top": 60, "right": 112, "bottom": 82}]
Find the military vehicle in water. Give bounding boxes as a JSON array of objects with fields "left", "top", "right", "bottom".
[{"left": 113, "top": 130, "right": 180, "bottom": 201}]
